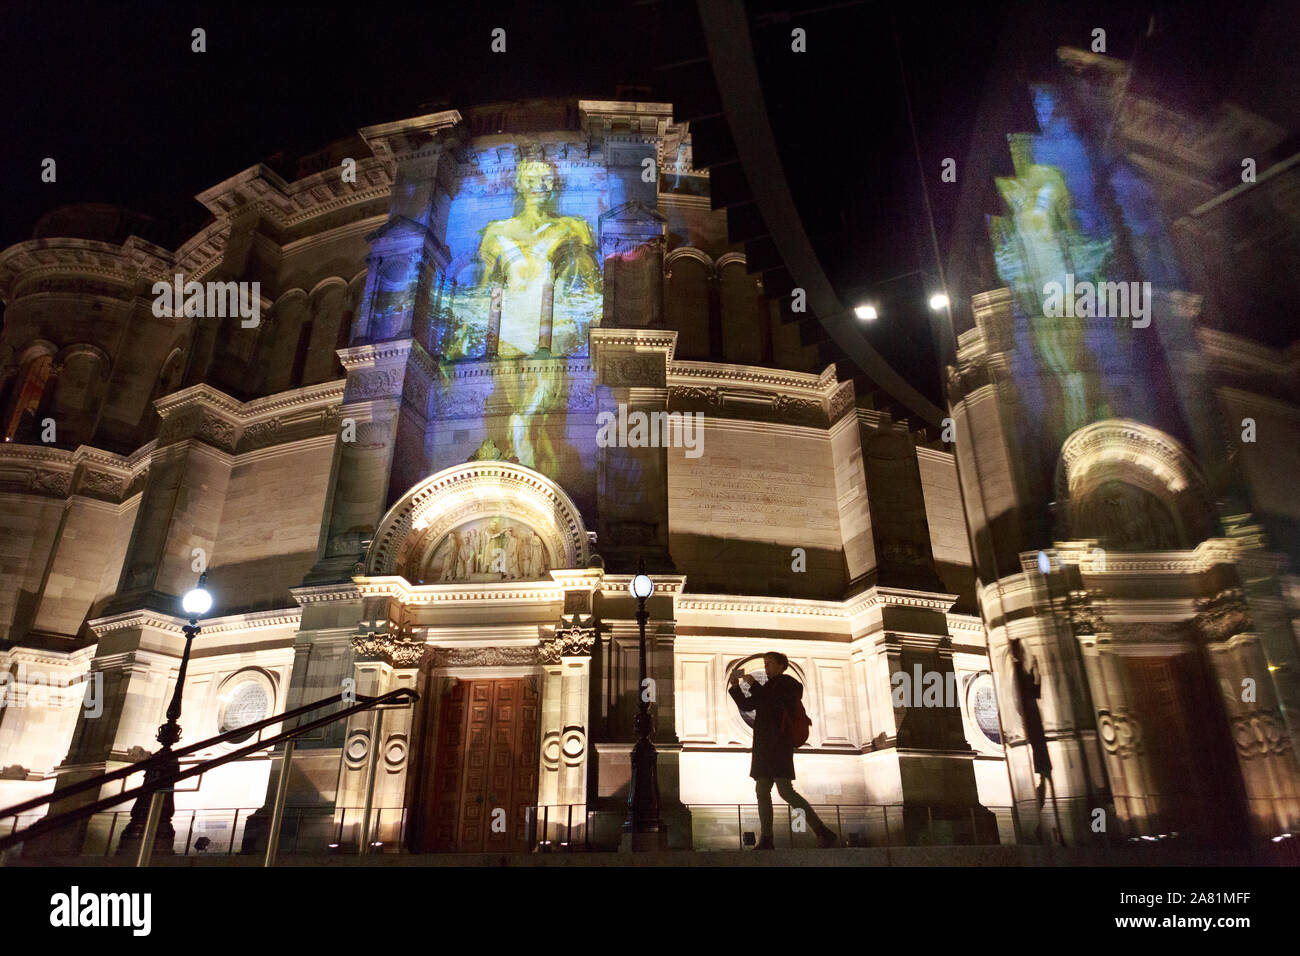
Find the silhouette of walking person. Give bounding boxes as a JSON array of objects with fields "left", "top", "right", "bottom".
[
  {"left": 1009, "top": 638, "right": 1064, "bottom": 845},
  {"left": 729, "top": 652, "right": 838, "bottom": 849}
]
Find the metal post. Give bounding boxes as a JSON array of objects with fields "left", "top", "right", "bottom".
[
  {"left": 103, "top": 813, "right": 119, "bottom": 857},
  {"left": 136, "top": 790, "right": 167, "bottom": 867},
  {"left": 358, "top": 708, "right": 384, "bottom": 855},
  {"left": 264, "top": 738, "right": 296, "bottom": 867}
]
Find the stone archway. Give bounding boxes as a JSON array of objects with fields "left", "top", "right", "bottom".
[
  {"left": 1055, "top": 419, "right": 1216, "bottom": 548},
  {"left": 365, "top": 459, "right": 590, "bottom": 583}
]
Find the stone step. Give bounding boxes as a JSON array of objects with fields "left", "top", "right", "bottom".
[{"left": 12, "top": 843, "right": 1282, "bottom": 867}]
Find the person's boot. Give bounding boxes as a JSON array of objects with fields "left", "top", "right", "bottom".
[
  {"left": 755, "top": 835, "right": 775, "bottom": 850},
  {"left": 816, "top": 826, "right": 839, "bottom": 848}
]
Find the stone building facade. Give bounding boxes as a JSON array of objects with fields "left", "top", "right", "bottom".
[{"left": 0, "top": 95, "right": 1296, "bottom": 855}]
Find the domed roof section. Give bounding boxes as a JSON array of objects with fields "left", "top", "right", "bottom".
[{"left": 32, "top": 203, "right": 172, "bottom": 247}]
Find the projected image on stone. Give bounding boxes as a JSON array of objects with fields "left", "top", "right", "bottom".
[{"left": 436, "top": 150, "right": 604, "bottom": 361}]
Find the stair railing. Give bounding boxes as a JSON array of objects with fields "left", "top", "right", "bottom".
[{"left": 0, "top": 687, "right": 418, "bottom": 865}]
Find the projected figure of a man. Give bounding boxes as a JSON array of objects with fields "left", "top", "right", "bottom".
[{"left": 477, "top": 159, "right": 600, "bottom": 357}]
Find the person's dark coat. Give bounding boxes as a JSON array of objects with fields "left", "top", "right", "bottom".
[
  {"left": 1013, "top": 657, "right": 1052, "bottom": 777},
  {"left": 730, "top": 673, "right": 802, "bottom": 780}
]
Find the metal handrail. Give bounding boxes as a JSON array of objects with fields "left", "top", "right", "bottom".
[{"left": 0, "top": 687, "right": 418, "bottom": 854}]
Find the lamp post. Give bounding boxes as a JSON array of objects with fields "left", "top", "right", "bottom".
[
  {"left": 118, "top": 573, "right": 213, "bottom": 859},
  {"left": 622, "top": 558, "right": 667, "bottom": 849}
]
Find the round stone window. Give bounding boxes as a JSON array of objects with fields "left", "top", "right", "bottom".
[
  {"left": 219, "top": 679, "right": 270, "bottom": 744},
  {"left": 967, "top": 672, "right": 1002, "bottom": 746}
]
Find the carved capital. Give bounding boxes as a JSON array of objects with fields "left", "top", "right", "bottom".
[
  {"left": 1194, "top": 588, "right": 1254, "bottom": 643},
  {"left": 352, "top": 622, "right": 427, "bottom": 668},
  {"left": 540, "top": 617, "right": 596, "bottom": 663}
]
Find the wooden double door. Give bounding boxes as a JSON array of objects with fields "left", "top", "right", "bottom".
[{"left": 414, "top": 677, "right": 541, "bottom": 853}]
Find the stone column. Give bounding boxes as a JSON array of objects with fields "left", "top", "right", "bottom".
[
  {"left": 537, "top": 621, "right": 595, "bottom": 843},
  {"left": 335, "top": 614, "right": 425, "bottom": 849},
  {"left": 1196, "top": 588, "right": 1300, "bottom": 838}
]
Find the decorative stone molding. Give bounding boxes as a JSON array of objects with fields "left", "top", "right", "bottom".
[
  {"left": 365, "top": 460, "right": 590, "bottom": 580},
  {"left": 1231, "top": 711, "right": 1292, "bottom": 758},
  {"left": 1097, "top": 710, "right": 1143, "bottom": 757},
  {"left": 28, "top": 470, "right": 72, "bottom": 497},
  {"left": 86, "top": 606, "right": 302, "bottom": 639},
  {"left": 1193, "top": 588, "right": 1254, "bottom": 643},
  {"left": 1056, "top": 419, "right": 1210, "bottom": 499},
  {"left": 154, "top": 381, "right": 344, "bottom": 455},
  {"left": 431, "top": 645, "right": 540, "bottom": 667},
  {"left": 1067, "top": 589, "right": 1106, "bottom": 636},
  {"left": 828, "top": 380, "right": 856, "bottom": 423},
  {"left": 540, "top": 616, "right": 597, "bottom": 663},
  {"left": 354, "top": 577, "right": 566, "bottom": 605},
  {"left": 347, "top": 367, "right": 405, "bottom": 401},
  {"left": 351, "top": 633, "right": 428, "bottom": 668},
  {"left": 669, "top": 385, "right": 721, "bottom": 406}
]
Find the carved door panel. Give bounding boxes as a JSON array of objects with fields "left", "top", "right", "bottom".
[{"left": 422, "top": 677, "right": 540, "bottom": 853}]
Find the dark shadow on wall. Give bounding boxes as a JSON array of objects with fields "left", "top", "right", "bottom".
[
  {"left": 935, "top": 560, "right": 978, "bottom": 614},
  {"left": 667, "top": 533, "right": 845, "bottom": 600}
]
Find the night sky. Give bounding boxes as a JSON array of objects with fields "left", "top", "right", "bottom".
[{"left": 3, "top": 1, "right": 1294, "bottom": 400}]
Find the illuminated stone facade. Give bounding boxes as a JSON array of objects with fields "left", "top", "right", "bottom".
[{"left": 0, "top": 94, "right": 1296, "bottom": 856}]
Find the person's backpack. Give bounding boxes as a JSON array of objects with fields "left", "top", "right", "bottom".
[{"left": 781, "top": 698, "right": 813, "bottom": 749}]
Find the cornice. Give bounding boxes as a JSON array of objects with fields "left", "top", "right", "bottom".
[
  {"left": 1052, "top": 537, "right": 1288, "bottom": 576},
  {"left": 668, "top": 360, "right": 837, "bottom": 395},
  {"left": 0, "top": 236, "right": 174, "bottom": 304},
  {"left": 675, "top": 585, "right": 959, "bottom": 620},
  {"left": 589, "top": 327, "right": 678, "bottom": 365},
  {"left": 431, "top": 355, "right": 593, "bottom": 383},
  {"left": 0, "top": 439, "right": 153, "bottom": 503},
  {"left": 338, "top": 340, "right": 419, "bottom": 370},
  {"left": 354, "top": 576, "right": 566, "bottom": 605},
  {"left": 291, "top": 583, "right": 364, "bottom": 605},
  {"left": 195, "top": 160, "right": 394, "bottom": 228},
  {"left": 153, "top": 380, "right": 344, "bottom": 456},
  {"left": 0, "top": 644, "right": 97, "bottom": 668},
  {"left": 86, "top": 606, "right": 302, "bottom": 638}
]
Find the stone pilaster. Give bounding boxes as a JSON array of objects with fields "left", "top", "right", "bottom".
[
  {"left": 308, "top": 339, "right": 434, "bottom": 583},
  {"left": 334, "top": 613, "right": 425, "bottom": 848},
  {"left": 589, "top": 328, "right": 676, "bottom": 572}
]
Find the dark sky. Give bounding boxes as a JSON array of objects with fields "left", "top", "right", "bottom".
[{"left": 3, "top": 1, "right": 1295, "bottom": 397}]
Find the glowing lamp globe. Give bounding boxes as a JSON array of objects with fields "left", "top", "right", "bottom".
[
  {"left": 854, "top": 304, "right": 878, "bottom": 321},
  {"left": 928, "top": 293, "right": 950, "bottom": 311},
  {"left": 182, "top": 580, "right": 213, "bottom": 617},
  {"left": 629, "top": 573, "right": 654, "bottom": 601}
]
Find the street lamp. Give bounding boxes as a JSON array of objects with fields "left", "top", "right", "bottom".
[
  {"left": 928, "top": 292, "right": 950, "bottom": 311},
  {"left": 623, "top": 558, "right": 667, "bottom": 849},
  {"left": 119, "top": 572, "right": 214, "bottom": 860}
]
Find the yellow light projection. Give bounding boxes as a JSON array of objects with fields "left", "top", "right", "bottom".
[{"left": 476, "top": 160, "right": 602, "bottom": 359}]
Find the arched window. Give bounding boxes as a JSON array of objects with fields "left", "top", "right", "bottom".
[{"left": 664, "top": 251, "right": 711, "bottom": 359}]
